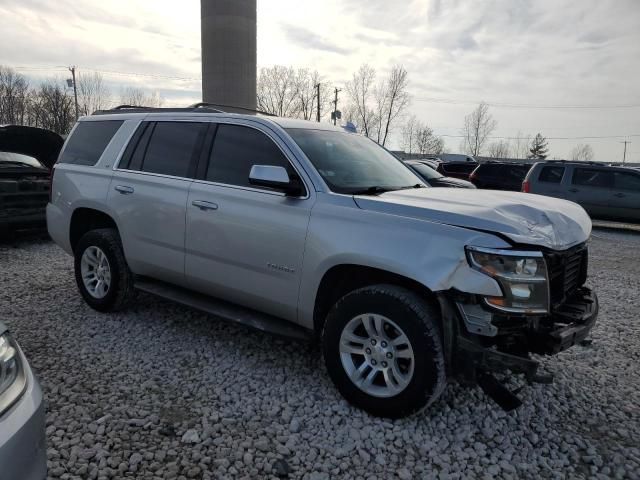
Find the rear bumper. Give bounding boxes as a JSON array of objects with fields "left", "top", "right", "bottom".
[
  {"left": 46, "top": 202, "right": 72, "bottom": 254},
  {"left": 0, "top": 349, "right": 47, "bottom": 480}
]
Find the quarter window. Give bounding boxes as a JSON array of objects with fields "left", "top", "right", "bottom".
[
  {"left": 614, "top": 171, "right": 640, "bottom": 191},
  {"left": 572, "top": 168, "right": 614, "bottom": 188},
  {"left": 207, "top": 124, "right": 294, "bottom": 189},
  {"left": 538, "top": 166, "right": 564, "bottom": 183},
  {"left": 135, "top": 122, "right": 206, "bottom": 178},
  {"left": 59, "top": 121, "right": 123, "bottom": 166}
]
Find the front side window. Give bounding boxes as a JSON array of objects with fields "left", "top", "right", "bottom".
[
  {"left": 207, "top": 124, "right": 294, "bottom": 188},
  {"left": 137, "top": 122, "right": 207, "bottom": 178},
  {"left": 538, "top": 166, "right": 564, "bottom": 183},
  {"left": 614, "top": 171, "right": 640, "bottom": 191},
  {"left": 59, "top": 121, "right": 123, "bottom": 166},
  {"left": 286, "top": 129, "right": 421, "bottom": 194},
  {"left": 572, "top": 168, "right": 614, "bottom": 188}
]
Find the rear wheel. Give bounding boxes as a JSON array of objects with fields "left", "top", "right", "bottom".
[
  {"left": 322, "top": 284, "right": 446, "bottom": 418},
  {"left": 74, "top": 228, "right": 135, "bottom": 312}
]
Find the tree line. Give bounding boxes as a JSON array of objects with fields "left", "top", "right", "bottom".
[
  {"left": 2, "top": 63, "right": 595, "bottom": 160},
  {"left": 0, "top": 65, "right": 163, "bottom": 135}
]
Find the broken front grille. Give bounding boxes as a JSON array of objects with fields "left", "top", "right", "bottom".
[{"left": 545, "top": 243, "right": 589, "bottom": 307}]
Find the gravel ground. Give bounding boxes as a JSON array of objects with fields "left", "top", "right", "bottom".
[{"left": 1, "top": 230, "right": 639, "bottom": 480}]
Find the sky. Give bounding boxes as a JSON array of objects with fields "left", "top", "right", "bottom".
[{"left": 1, "top": 0, "right": 639, "bottom": 161}]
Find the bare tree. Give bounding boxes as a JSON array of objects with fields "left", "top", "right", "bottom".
[
  {"left": 510, "top": 131, "right": 531, "bottom": 159},
  {"left": 402, "top": 115, "right": 444, "bottom": 154},
  {"left": 29, "top": 81, "right": 75, "bottom": 134},
  {"left": 345, "top": 64, "right": 378, "bottom": 138},
  {"left": 378, "top": 66, "right": 410, "bottom": 146},
  {"left": 487, "top": 140, "right": 511, "bottom": 159},
  {"left": 119, "top": 87, "right": 164, "bottom": 107},
  {"left": 0, "top": 65, "right": 30, "bottom": 125},
  {"left": 570, "top": 144, "right": 594, "bottom": 161},
  {"left": 257, "top": 66, "right": 299, "bottom": 117},
  {"left": 460, "top": 102, "right": 497, "bottom": 156},
  {"left": 77, "top": 71, "right": 111, "bottom": 115}
]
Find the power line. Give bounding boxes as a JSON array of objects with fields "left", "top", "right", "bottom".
[{"left": 438, "top": 134, "right": 640, "bottom": 140}]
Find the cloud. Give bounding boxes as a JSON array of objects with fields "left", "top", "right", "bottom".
[{"left": 280, "top": 23, "right": 350, "bottom": 55}]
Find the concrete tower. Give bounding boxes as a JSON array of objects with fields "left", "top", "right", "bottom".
[{"left": 201, "top": 0, "right": 257, "bottom": 111}]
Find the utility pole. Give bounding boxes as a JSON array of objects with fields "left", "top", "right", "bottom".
[
  {"left": 315, "top": 83, "right": 321, "bottom": 123},
  {"left": 69, "top": 66, "right": 79, "bottom": 120},
  {"left": 332, "top": 87, "right": 341, "bottom": 126},
  {"left": 620, "top": 140, "right": 631, "bottom": 164}
]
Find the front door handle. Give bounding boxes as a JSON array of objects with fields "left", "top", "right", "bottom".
[
  {"left": 192, "top": 200, "right": 219, "bottom": 211},
  {"left": 115, "top": 185, "right": 134, "bottom": 194}
]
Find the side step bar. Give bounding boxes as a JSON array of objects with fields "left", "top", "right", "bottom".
[{"left": 134, "top": 277, "right": 313, "bottom": 342}]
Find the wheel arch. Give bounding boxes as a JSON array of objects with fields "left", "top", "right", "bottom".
[
  {"left": 312, "top": 264, "right": 440, "bottom": 338},
  {"left": 69, "top": 207, "right": 118, "bottom": 253}
]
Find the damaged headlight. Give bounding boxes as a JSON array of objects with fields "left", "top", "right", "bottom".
[
  {"left": 466, "top": 246, "right": 549, "bottom": 314},
  {"left": 0, "top": 333, "right": 27, "bottom": 415}
]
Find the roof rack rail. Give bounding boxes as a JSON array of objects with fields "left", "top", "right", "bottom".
[
  {"left": 92, "top": 103, "right": 276, "bottom": 117},
  {"left": 188, "top": 102, "right": 276, "bottom": 117}
]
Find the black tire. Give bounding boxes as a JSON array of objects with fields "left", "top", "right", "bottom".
[
  {"left": 74, "top": 228, "right": 135, "bottom": 312},
  {"left": 322, "top": 284, "right": 446, "bottom": 418}
]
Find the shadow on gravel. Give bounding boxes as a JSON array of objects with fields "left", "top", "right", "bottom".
[{"left": 0, "top": 228, "right": 50, "bottom": 248}]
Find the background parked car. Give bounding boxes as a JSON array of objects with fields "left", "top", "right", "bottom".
[
  {"left": 0, "top": 322, "right": 47, "bottom": 480},
  {"left": 0, "top": 125, "right": 63, "bottom": 231},
  {"left": 469, "top": 162, "right": 532, "bottom": 191},
  {"left": 418, "top": 158, "right": 479, "bottom": 180},
  {"left": 404, "top": 160, "right": 476, "bottom": 188},
  {"left": 523, "top": 161, "right": 640, "bottom": 222}
]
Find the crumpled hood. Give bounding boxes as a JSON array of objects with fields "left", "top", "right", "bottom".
[
  {"left": 354, "top": 188, "right": 591, "bottom": 250},
  {"left": 0, "top": 125, "right": 64, "bottom": 170}
]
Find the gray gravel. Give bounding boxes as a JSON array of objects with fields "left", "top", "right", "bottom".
[{"left": 1, "top": 230, "right": 639, "bottom": 480}]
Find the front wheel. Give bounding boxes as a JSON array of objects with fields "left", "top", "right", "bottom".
[{"left": 322, "top": 284, "right": 446, "bottom": 418}]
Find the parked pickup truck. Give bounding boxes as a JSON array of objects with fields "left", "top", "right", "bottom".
[{"left": 47, "top": 106, "right": 598, "bottom": 417}]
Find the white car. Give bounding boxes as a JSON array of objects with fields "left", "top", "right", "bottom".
[{"left": 47, "top": 105, "right": 598, "bottom": 417}]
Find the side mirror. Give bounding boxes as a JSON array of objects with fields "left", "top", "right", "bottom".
[{"left": 249, "top": 165, "right": 304, "bottom": 196}]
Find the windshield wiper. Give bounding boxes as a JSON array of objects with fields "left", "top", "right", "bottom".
[{"left": 350, "top": 184, "right": 426, "bottom": 196}]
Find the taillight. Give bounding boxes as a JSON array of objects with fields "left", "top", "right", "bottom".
[
  {"left": 48, "top": 167, "right": 56, "bottom": 202},
  {"left": 522, "top": 180, "right": 530, "bottom": 193}
]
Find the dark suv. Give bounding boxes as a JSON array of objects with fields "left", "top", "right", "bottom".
[
  {"left": 523, "top": 161, "right": 640, "bottom": 222},
  {"left": 419, "top": 158, "right": 479, "bottom": 180},
  {"left": 469, "top": 162, "right": 532, "bottom": 191}
]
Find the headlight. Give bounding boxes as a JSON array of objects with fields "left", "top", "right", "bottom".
[
  {"left": 0, "top": 333, "right": 27, "bottom": 415},
  {"left": 466, "top": 246, "right": 549, "bottom": 314}
]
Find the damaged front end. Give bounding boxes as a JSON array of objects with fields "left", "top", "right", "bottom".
[{"left": 439, "top": 242, "right": 598, "bottom": 410}]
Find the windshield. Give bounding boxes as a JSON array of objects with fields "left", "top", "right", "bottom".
[
  {"left": 286, "top": 128, "right": 423, "bottom": 194},
  {"left": 409, "top": 162, "right": 443, "bottom": 180},
  {"left": 0, "top": 151, "right": 44, "bottom": 168}
]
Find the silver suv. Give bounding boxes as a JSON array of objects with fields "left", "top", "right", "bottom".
[
  {"left": 523, "top": 161, "right": 640, "bottom": 222},
  {"left": 47, "top": 106, "right": 598, "bottom": 417}
]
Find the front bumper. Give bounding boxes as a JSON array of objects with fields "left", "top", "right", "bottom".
[
  {"left": 0, "top": 347, "right": 47, "bottom": 480},
  {"left": 445, "top": 287, "right": 598, "bottom": 381}
]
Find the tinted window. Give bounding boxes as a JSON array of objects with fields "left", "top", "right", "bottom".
[
  {"left": 139, "top": 122, "right": 206, "bottom": 177},
  {"left": 572, "top": 168, "right": 614, "bottom": 188},
  {"left": 538, "top": 166, "right": 565, "bottom": 183},
  {"left": 59, "top": 121, "right": 123, "bottom": 165},
  {"left": 614, "top": 171, "right": 640, "bottom": 191},
  {"left": 442, "top": 163, "right": 477, "bottom": 174},
  {"left": 207, "top": 124, "right": 293, "bottom": 188}
]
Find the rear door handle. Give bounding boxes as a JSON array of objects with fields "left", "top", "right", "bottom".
[
  {"left": 192, "top": 200, "right": 218, "bottom": 211},
  {"left": 115, "top": 185, "right": 134, "bottom": 194}
]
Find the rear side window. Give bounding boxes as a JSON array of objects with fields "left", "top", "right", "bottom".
[
  {"left": 572, "top": 168, "right": 614, "bottom": 188},
  {"left": 614, "top": 171, "right": 640, "bottom": 191},
  {"left": 538, "top": 166, "right": 564, "bottom": 183},
  {"left": 206, "top": 124, "right": 293, "bottom": 188},
  {"left": 59, "top": 121, "right": 123, "bottom": 166},
  {"left": 126, "top": 122, "right": 207, "bottom": 178}
]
